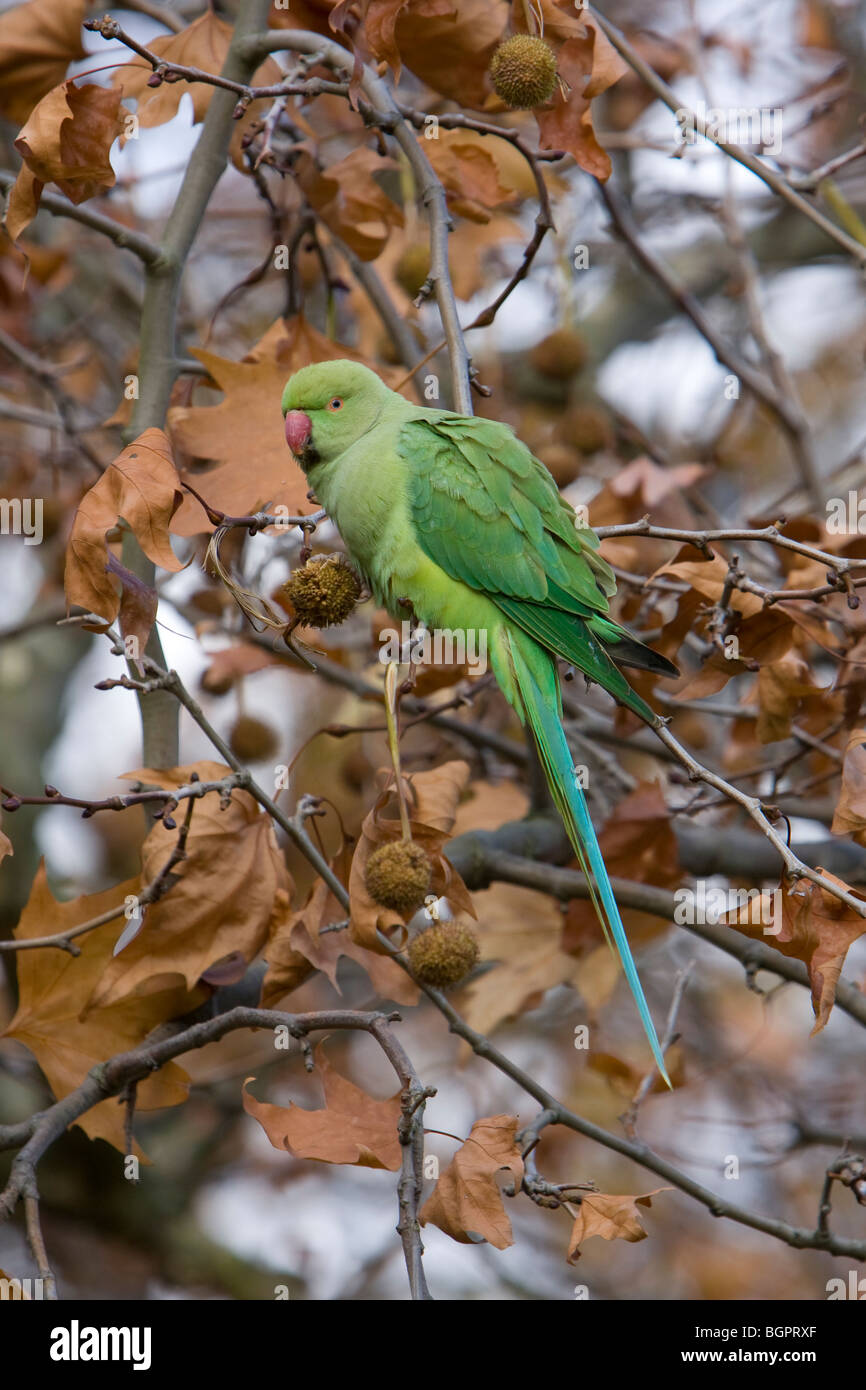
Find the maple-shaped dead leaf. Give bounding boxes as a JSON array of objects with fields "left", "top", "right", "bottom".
[
  {"left": 85, "top": 761, "right": 291, "bottom": 1010},
  {"left": 724, "top": 870, "right": 866, "bottom": 1032},
  {"left": 3, "top": 865, "right": 202, "bottom": 1153},
  {"left": 243, "top": 1044, "right": 402, "bottom": 1169},
  {"left": 111, "top": 12, "right": 281, "bottom": 168},
  {"left": 263, "top": 854, "right": 419, "bottom": 1008},
  {"left": 425, "top": 131, "right": 513, "bottom": 223},
  {"left": 64, "top": 428, "right": 183, "bottom": 630},
  {"left": 420, "top": 1114, "right": 524, "bottom": 1249},
  {"left": 832, "top": 728, "right": 866, "bottom": 837},
  {"left": 0, "top": 0, "right": 87, "bottom": 124},
  {"left": 5, "top": 81, "right": 125, "bottom": 242},
  {"left": 349, "top": 760, "right": 476, "bottom": 953},
  {"left": 295, "top": 146, "right": 404, "bottom": 260},
  {"left": 567, "top": 1188, "right": 668, "bottom": 1263},
  {"left": 168, "top": 317, "right": 403, "bottom": 535}
]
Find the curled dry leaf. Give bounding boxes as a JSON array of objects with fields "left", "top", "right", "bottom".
[
  {"left": 724, "top": 870, "right": 866, "bottom": 1032},
  {"left": 294, "top": 147, "right": 404, "bottom": 260},
  {"left": 603, "top": 457, "right": 708, "bottom": 514},
  {"left": 419, "top": 1114, "right": 524, "bottom": 1249},
  {"left": 832, "top": 728, "right": 866, "bottom": 837},
  {"left": 0, "top": 0, "right": 87, "bottom": 124},
  {"left": 86, "top": 761, "right": 292, "bottom": 1010},
  {"left": 3, "top": 865, "right": 203, "bottom": 1154},
  {"left": 106, "top": 553, "right": 157, "bottom": 673},
  {"left": 510, "top": 4, "right": 627, "bottom": 179},
  {"left": 425, "top": 131, "right": 514, "bottom": 223},
  {"left": 756, "top": 653, "right": 823, "bottom": 744},
  {"left": 263, "top": 866, "right": 419, "bottom": 1009},
  {"left": 243, "top": 1045, "right": 402, "bottom": 1169},
  {"left": 651, "top": 550, "right": 763, "bottom": 618},
  {"left": 5, "top": 81, "right": 125, "bottom": 242},
  {"left": 382, "top": 0, "right": 508, "bottom": 107},
  {"left": 567, "top": 1189, "right": 669, "bottom": 1263},
  {"left": 348, "top": 760, "right": 475, "bottom": 953},
  {"left": 339, "top": 0, "right": 454, "bottom": 75},
  {"left": 64, "top": 428, "right": 183, "bottom": 630},
  {"left": 534, "top": 35, "right": 613, "bottom": 180}
]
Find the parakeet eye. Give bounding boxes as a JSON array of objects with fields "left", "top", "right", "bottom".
[{"left": 327, "top": 397, "right": 344, "bottom": 411}]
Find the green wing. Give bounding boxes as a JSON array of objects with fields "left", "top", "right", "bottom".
[{"left": 401, "top": 414, "right": 677, "bottom": 718}]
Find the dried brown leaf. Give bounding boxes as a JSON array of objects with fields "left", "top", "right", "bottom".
[
  {"left": 86, "top": 761, "right": 291, "bottom": 1009},
  {"left": 64, "top": 428, "right": 183, "bottom": 626},
  {"left": 419, "top": 1114, "right": 524, "bottom": 1248},
  {"left": 832, "top": 728, "right": 866, "bottom": 836},
  {"left": 169, "top": 317, "right": 398, "bottom": 535},
  {"left": 3, "top": 866, "right": 201, "bottom": 1153},
  {"left": 243, "top": 1045, "right": 402, "bottom": 1169},
  {"left": 0, "top": 0, "right": 87, "bottom": 124},
  {"left": 567, "top": 1188, "right": 668, "bottom": 1262},
  {"left": 295, "top": 146, "right": 403, "bottom": 260},
  {"left": 725, "top": 870, "right": 866, "bottom": 1032},
  {"left": 5, "top": 81, "right": 124, "bottom": 240},
  {"left": 263, "top": 870, "right": 419, "bottom": 1008}
]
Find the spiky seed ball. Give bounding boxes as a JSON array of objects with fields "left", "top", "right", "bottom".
[
  {"left": 283, "top": 555, "right": 361, "bottom": 628},
  {"left": 529, "top": 327, "right": 588, "bottom": 380},
  {"left": 555, "top": 403, "right": 613, "bottom": 455},
  {"left": 489, "top": 35, "right": 557, "bottom": 110},
  {"left": 409, "top": 922, "right": 480, "bottom": 987},
  {"left": 365, "top": 840, "right": 433, "bottom": 915},
  {"left": 229, "top": 714, "right": 280, "bottom": 760}
]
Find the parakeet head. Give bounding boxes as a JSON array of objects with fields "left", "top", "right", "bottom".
[{"left": 281, "top": 360, "right": 389, "bottom": 470}]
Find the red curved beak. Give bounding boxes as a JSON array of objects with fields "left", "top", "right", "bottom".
[{"left": 284, "top": 409, "right": 312, "bottom": 456}]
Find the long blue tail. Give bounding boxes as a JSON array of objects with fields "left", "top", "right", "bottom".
[{"left": 508, "top": 635, "right": 671, "bottom": 1087}]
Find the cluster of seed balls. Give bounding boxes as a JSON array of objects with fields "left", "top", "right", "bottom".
[
  {"left": 365, "top": 839, "right": 480, "bottom": 988},
  {"left": 262, "top": 559, "right": 481, "bottom": 986}
]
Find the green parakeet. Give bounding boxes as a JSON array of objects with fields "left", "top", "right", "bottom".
[{"left": 282, "top": 361, "right": 679, "bottom": 1083}]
